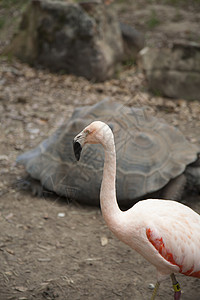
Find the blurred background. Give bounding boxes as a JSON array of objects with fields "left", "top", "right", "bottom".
[{"left": 0, "top": 1, "right": 200, "bottom": 299}]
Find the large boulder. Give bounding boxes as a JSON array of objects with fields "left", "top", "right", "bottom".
[
  {"left": 119, "top": 22, "right": 145, "bottom": 62},
  {"left": 6, "top": 0, "right": 124, "bottom": 81},
  {"left": 140, "top": 41, "right": 200, "bottom": 101}
]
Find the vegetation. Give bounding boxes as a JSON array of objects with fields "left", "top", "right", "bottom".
[
  {"left": 0, "top": 17, "right": 5, "bottom": 30},
  {"left": 0, "top": 0, "right": 27, "bottom": 28},
  {"left": 0, "top": 0, "right": 27, "bottom": 52},
  {"left": 116, "top": 0, "right": 200, "bottom": 8},
  {"left": 146, "top": 10, "right": 160, "bottom": 29},
  {"left": 146, "top": 0, "right": 200, "bottom": 4},
  {"left": 0, "top": 0, "right": 26, "bottom": 9}
]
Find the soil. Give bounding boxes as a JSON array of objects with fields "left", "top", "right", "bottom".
[{"left": 0, "top": 1, "right": 200, "bottom": 300}]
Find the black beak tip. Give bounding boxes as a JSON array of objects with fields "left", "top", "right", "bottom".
[{"left": 73, "top": 141, "right": 82, "bottom": 161}]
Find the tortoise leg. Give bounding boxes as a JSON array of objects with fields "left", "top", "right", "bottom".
[
  {"left": 160, "top": 174, "right": 186, "bottom": 201},
  {"left": 29, "top": 178, "right": 45, "bottom": 197},
  {"left": 185, "top": 154, "right": 200, "bottom": 193},
  {"left": 17, "top": 175, "right": 45, "bottom": 197}
]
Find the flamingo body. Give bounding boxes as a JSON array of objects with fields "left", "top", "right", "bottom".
[
  {"left": 122, "top": 199, "right": 200, "bottom": 281},
  {"left": 73, "top": 121, "right": 200, "bottom": 298}
]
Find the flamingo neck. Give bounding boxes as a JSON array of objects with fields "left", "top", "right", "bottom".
[{"left": 100, "top": 140, "right": 123, "bottom": 233}]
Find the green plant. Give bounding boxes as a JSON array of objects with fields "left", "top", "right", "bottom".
[
  {"left": 0, "top": 17, "right": 5, "bottom": 29},
  {"left": 152, "top": 88, "right": 162, "bottom": 97},
  {"left": 123, "top": 58, "right": 136, "bottom": 67},
  {"left": 147, "top": 10, "right": 160, "bottom": 29},
  {"left": 0, "top": 0, "right": 26, "bottom": 9}
]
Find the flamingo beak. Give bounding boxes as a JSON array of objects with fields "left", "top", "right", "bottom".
[
  {"left": 73, "top": 132, "right": 85, "bottom": 161},
  {"left": 73, "top": 140, "right": 82, "bottom": 161}
]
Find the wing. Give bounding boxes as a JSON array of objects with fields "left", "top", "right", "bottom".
[{"left": 145, "top": 203, "right": 200, "bottom": 278}]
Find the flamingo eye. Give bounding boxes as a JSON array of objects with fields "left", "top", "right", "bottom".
[{"left": 85, "top": 129, "right": 90, "bottom": 135}]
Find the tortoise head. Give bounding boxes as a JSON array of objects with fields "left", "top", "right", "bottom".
[{"left": 73, "top": 121, "right": 112, "bottom": 161}]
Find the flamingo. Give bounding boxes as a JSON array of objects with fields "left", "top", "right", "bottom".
[{"left": 73, "top": 121, "right": 200, "bottom": 299}]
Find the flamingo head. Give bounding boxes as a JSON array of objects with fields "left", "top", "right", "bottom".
[{"left": 73, "top": 121, "right": 112, "bottom": 161}]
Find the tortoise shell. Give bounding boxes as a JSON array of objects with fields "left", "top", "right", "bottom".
[{"left": 17, "top": 99, "right": 198, "bottom": 206}]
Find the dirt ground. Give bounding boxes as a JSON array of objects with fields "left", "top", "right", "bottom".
[{"left": 1, "top": 1, "right": 200, "bottom": 300}]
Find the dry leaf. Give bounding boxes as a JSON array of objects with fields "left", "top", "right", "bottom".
[
  {"left": 15, "top": 286, "right": 28, "bottom": 292},
  {"left": 5, "top": 213, "right": 14, "bottom": 220},
  {"left": 6, "top": 248, "right": 15, "bottom": 255},
  {"left": 100, "top": 236, "right": 108, "bottom": 246},
  {"left": 37, "top": 258, "right": 51, "bottom": 262}
]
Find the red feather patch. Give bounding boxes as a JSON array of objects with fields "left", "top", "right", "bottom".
[{"left": 146, "top": 228, "right": 200, "bottom": 278}]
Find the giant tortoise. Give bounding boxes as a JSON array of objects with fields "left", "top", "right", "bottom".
[{"left": 17, "top": 99, "right": 200, "bottom": 207}]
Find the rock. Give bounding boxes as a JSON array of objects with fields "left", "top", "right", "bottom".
[
  {"left": 139, "top": 41, "right": 200, "bottom": 101},
  {"left": 119, "top": 22, "right": 145, "bottom": 61},
  {"left": 6, "top": 0, "right": 123, "bottom": 82}
]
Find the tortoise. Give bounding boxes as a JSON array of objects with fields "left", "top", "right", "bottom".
[{"left": 17, "top": 98, "right": 200, "bottom": 207}]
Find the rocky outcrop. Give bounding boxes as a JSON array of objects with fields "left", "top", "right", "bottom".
[
  {"left": 140, "top": 41, "right": 200, "bottom": 101},
  {"left": 119, "top": 22, "right": 145, "bottom": 62},
  {"left": 6, "top": 0, "right": 124, "bottom": 82}
]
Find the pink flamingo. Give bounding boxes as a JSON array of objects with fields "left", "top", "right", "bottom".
[{"left": 73, "top": 121, "right": 200, "bottom": 299}]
